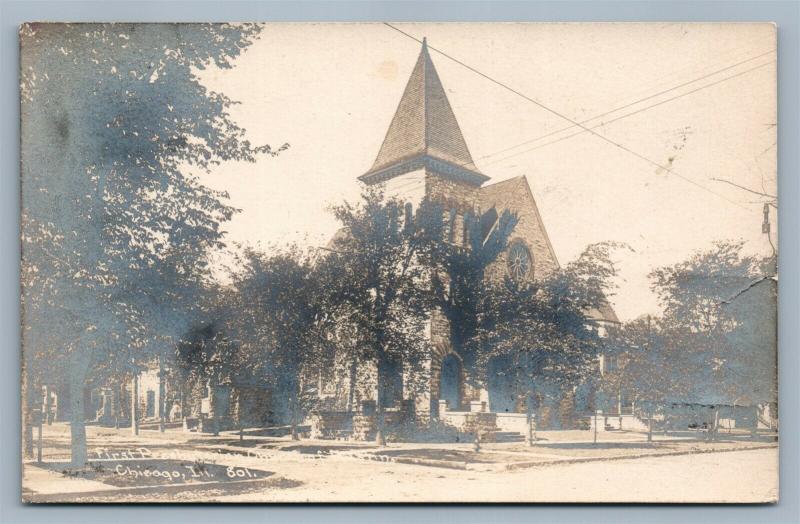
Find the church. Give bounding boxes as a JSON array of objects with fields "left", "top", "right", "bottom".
[{"left": 317, "top": 39, "right": 619, "bottom": 434}]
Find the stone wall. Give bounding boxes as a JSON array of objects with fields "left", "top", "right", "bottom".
[
  {"left": 350, "top": 410, "right": 408, "bottom": 441},
  {"left": 440, "top": 411, "right": 498, "bottom": 441},
  {"left": 426, "top": 170, "right": 480, "bottom": 212},
  {"left": 495, "top": 412, "right": 529, "bottom": 434},
  {"left": 229, "top": 386, "right": 273, "bottom": 427},
  {"left": 309, "top": 411, "right": 354, "bottom": 439}
]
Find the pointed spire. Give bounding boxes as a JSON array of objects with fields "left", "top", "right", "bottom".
[{"left": 360, "top": 39, "right": 488, "bottom": 186}]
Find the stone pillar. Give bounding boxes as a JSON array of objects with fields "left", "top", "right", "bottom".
[
  {"left": 351, "top": 414, "right": 376, "bottom": 441},
  {"left": 469, "top": 400, "right": 487, "bottom": 413},
  {"left": 479, "top": 388, "right": 490, "bottom": 405}
]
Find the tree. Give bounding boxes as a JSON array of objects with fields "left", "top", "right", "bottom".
[
  {"left": 474, "top": 243, "right": 622, "bottom": 437},
  {"left": 228, "top": 245, "right": 332, "bottom": 439},
  {"left": 326, "top": 189, "right": 431, "bottom": 444},
  {"left": 718, "top": 256, "right": 777, "bottom": 421},
  {"left": 188, "top": 286, "right": 249, "bottom": 435},
  {"left": 20, "top": 23, "right": 284, "bottom": 466},
  {"left": 603, "top": 317, "right": 689, "bottom": 441},
  {"left": 649, "top": 241, "right": 776, "bottom": 438}
]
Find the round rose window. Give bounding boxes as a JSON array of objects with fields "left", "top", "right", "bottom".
[{"left": 507, "top": 240, "right": 533, "bottom": 281}]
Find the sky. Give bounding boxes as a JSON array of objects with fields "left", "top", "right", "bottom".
[{"left": 195, "top": 23, "right": 777, "bottom": 322}]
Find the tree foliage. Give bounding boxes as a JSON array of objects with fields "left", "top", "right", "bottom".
[
  {"left": 649, "top": 241, "right": 776, "bottom": 408},
  {"left": 20, "top": 23, "right": 283, "bottom": 464},
  {"left": 227, "top": 245, "right": 333, "bottom": 436},
  {"left": 474, "top": 242, "right": 624, "bottom": 413},
  {"left": 324, "top": 189, "right": 432, "bottom": 442}
]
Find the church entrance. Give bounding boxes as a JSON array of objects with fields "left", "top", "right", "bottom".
[
  {"left": 439, "top": 353, "right": 462, "bottom": 411},
  {"left": 488, "top": 356, "right": 517, "bottom": 413}
]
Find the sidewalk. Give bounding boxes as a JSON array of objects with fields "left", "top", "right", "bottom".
[
  {"left": 191, "top": 427, "right": 777, "bottom": 472},
  {"left": 21, "top": 423, "right": 778, "bottom": 503}
]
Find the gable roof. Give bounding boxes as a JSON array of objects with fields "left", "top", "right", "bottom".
[
  {"left": 588, "top": 303, "right": 620, "bottom": 324},
  {"left": 479, "top": 176, "right": 561, "bottom": 268},
  {"left": 479, "top": 176, "right": 528, "bottom": 212},
  {"left": 480, "top": 176, "right": 620, "bottom": 325},
  {"left": 359, "top": 39, "right": 488, "bottom": 186}
]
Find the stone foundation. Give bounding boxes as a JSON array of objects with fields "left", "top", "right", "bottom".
[
  {"left": 309, "top": 411, "right": 354, "bottom": 439},
  {"left": 441, "top": 410, "right": 498, "bottom": 441},
  {"left": 351, "top": 414, "right": 376, "bottom": 441},
  {"left": 463, "top": 412, "right": 498, "bottom": 442}
]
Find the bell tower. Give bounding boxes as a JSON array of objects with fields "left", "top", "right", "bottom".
[{"left": 360, "top": 38, "right": 489, "bottom": 212}]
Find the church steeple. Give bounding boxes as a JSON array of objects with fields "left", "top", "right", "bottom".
[{"left": 359, "top": 38, "right": 489, "bottom": 187}]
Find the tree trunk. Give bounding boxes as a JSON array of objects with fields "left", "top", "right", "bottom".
[
  {"left": 22, "top": 358, "right": 34, "bottom": 459},
  {"left": 44, "top": 384, "right": 53, "bottom": 425},
  {"left": 290, "top": 389, "right": 300, "bottom": 440},
  {"left": 647, "top": 412, "right": 653, "bottom": 442},
  {"left": 69, "top": 371, "right": 87, "bottom": 467},
  {"left": 158, "top": 354, "right": 166, "bottom": 432},
  {"left": 131, "top": 373, "right": 139, "bottom": 436},
  {"left": 236, "top": 390, "right": 244, "bottom": 442},
  {"left": 374, "top": 359, "right": 387, "bottom": 446},
  {"left": 525, "top": 389, "right": 537, "bottom": 446},
  {"left": 113, "top": 381, "right": 120, "bottom": 429},
  {"left": 208, "top": 379, "right": 219, "bottom": 436},
  {"left": 347, "top": 358, "right": 357, "bottom": 413},
  {"left": 37, "top": 414, "right": 43, "bottom": 463},
  {"left": 179, "top": 382, "right": 186, "bottom": 424}
]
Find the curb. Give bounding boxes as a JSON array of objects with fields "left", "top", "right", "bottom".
[
  {"left": 339, "top": 443, "right": 778, "bottom": 472},
  {"left": 502, "top": 443, "right": 778, "bottom": 471}
]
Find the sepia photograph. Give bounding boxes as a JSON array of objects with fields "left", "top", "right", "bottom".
[{"left": 19, "top": 22, "right": 778, "bottom": 503}]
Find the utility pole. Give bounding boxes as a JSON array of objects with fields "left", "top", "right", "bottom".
[
  {"left": 36, "top": 408, "right": 43, "bottom": 463},
  {"left": 762, "top": 203, "right": 776, "bottom": 256},
  {"left": 646, "top": 315, "right": 654, "bottom": 443},
  {"left": 158, "top": 353, "right": 166, "bottom": 432},
  {"left": 710, "top": 178, "right": 777, "bottom": 255},
  {"left": 131, "top": 365, "right": 139, "bottom": 436}
]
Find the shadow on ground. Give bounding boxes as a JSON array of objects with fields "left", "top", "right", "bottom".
[
  {"left": 535, "top": 441, "right": 664, "bottom": 450},
  {"left": 372, "top": 448, "right": 503, "bottom": 464}
]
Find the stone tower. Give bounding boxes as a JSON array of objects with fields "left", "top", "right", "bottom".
[
  {"left": 359, "top": 38, "right": 489, "bottom": 213},
  {"left": 357, "top": 39, "right": 497, "bottom": 419}
]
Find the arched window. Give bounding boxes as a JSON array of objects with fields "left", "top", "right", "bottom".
[{"left": 507, "top": 239, "right": 534, "bottom": 281}]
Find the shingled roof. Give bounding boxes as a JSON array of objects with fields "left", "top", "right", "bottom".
[
  {"left": 480, "top": 176, "right": 620, "bottom": 325},
  {"left": 359, "top": 39, "right": 489, "bottom": 187}
]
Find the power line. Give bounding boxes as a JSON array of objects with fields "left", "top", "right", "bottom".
[
  {"left": 473, "top": 48, "right": 776, "bottom": 164},
  {"left": 383, "top": 23, "right": 761, "bottom": 211},
  {"left": 482, "top": 60, "right": 775, "bottom": 168},
  {"left": 710, "top": 178, "right": 777, "bottom": 200}
]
